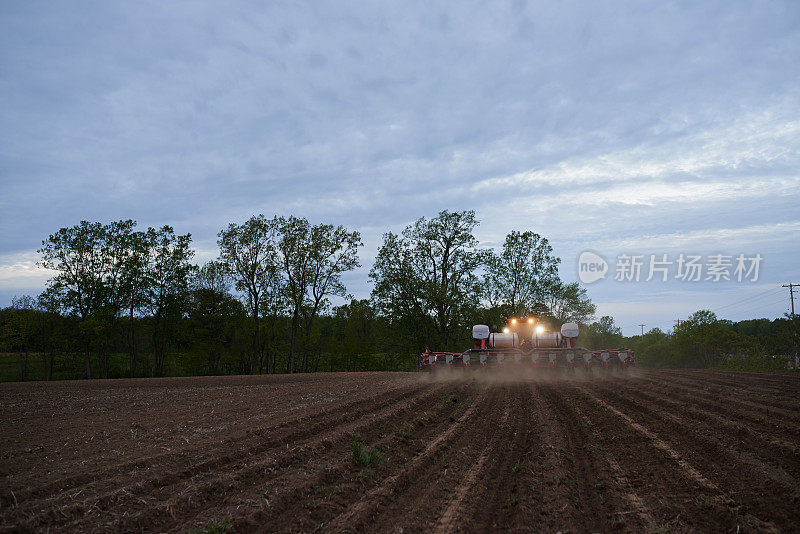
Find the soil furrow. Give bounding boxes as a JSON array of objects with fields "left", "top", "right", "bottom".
[
  {"left": 2, "top": 370, "right": 798, "bottom": 533},
  {"left": 641, "top": 373, "right": 800, "bottom": 412},
  {"left": 370, "top": 388, "right": 513, "bottom": 534},
  {"left": 570, "top": 383, "right": 768, "bottom": 532},
  {"left": 459, "top": 384, "right": 533, "bottom": 532},
  {"left": 224, "top": 384, "right": 484, "bottom": 533},
  {"left": 321, "top": 386, "right": 493, "bottom": 532},
  {"left": 2, "top": 379, "right": 418, "bottom": 508},
  {"left": 536, "top": 382, "right": 616, "bottom": 532},
  {"left": 3, "top": 383, "right": 431, "bottom": 530},
  {"left": 612, "top": 381, "right": 800, "bottom": 474},
  {"left": 583, "top": 382, "right": 789, "bottom": 531},
  {"left": 97, "top": 383, "right": 461, "bottom": 533},
  {"left": 567, "top": 390, "right": 657, "bottom": 531},
  {"left": 663, "top": 370, "right": 800, "bottom": 394},
  {"left": 629, "top": 375, "right": 800, "bottom": 435}
]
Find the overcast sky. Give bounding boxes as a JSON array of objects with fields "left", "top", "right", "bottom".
[{"left": 1, "top": 1, "right": 799, "bottom": 335}]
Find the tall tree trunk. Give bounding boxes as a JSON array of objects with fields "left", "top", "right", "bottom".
[
  {"left": 301, "top": 312, "right": 316, "bottom": 373},
  {"left": 19, "top": 350, "right": 29, "bottom": 381},
  {"left": 268, "top": 322, "right": 277, "bottom": 374},
  {"left": 129, "top": 306, "right": 136, "bottom": 378},
  {"left": 158, "top": 339, "right": 168, "bottom": 376},
  {"left": 101, "top": 335, "right": 110, "bottom": 379},
  {"left": 84, "top": 343, "right": 92, "bottom": 379},
  {"left": 438, "top": 309, "right": 449, "bottom": 350},
  {"left": 250, "top": 299, "right": 259, "bottom": 375},
  {"left": 151, "top": 316, "right": 159, "bottom": 377},
  {"left": 288, "top": 309, "right": 299, "bottom": 373}
]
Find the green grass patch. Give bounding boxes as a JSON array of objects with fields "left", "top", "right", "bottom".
[
  {"left": 694, "top": 494, "right": 715, "bottom": 510},
  {"left": 394, "top": 422, "right": 414, "bottom": 439},
  {"left": 351, "top": 439, "right": 385, "bottom": 468},
  {"left": 193, "top": 516, "right": 231, "bottom": 534}
]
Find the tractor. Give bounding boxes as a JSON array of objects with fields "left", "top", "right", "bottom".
[{"left": 420, "top": 316, "right": 634, "bottom": 374}]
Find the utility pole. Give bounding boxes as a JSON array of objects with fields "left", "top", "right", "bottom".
[
  {"left": 782, "top": 283, "right": 799, "bottom": 370},
  {"left": 783, "top": 283, "right": 798, "bottom": 316},
  {"left": 638, "top": 323, "right": 646, "bottom": 336}
]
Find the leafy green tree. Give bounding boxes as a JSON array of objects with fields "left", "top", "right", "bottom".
[
  {"left": 484, "top": 231, "right": 560, "bottom": 317},
  {"left": 37, "top": 220, "right": 145, "bottom": 378},
  {"left": 119, "top": 228, "right": 150, "bottom": 377},
  {"left": 195, "top": 260, "right": 231, "bottom": 294},
  {"left": 775, "top": 314, "right": 799, "bottom": 368},
  {"left": 35, "top": 290, "right": 70, "bottom": 380},
  {"left": 332, "top": 299, "right": 376, "bottom": 371},
  {"left": 142, "top": 226, "right": 194, "bottom": 376},
  {"left": 369, "top": 231, "right": 435, "bottom": 346},
  {"left": 370, "top": 210, "right": 488, "bottom": 350},
  {"left": 218, "top": 215, "right": 280, "bottom": 374},
  {"left": 672, "top": 310, "right": 762, "bottom": 367},
  {"left": 189, "top": 264, "right": 245, "bottom": 375},
  {"left": 276, "top": 216, "right": 361, "bottom": 373},
  {"left": 0, "top": 296, "right": 39, "bottom": 380},
  {"left": 92, "top": 220, "right": 140, "bottom": 377},
  {"left": 542, "top": 281, "right": 596, "bottom": 324},
  {"left": 581, "top": 315, "right": 624, "bottom": 350},
  {"left": 38, "top": 221, "right": 110, "bottom": 378},
  {"left": 276, "top": 216, "right": 312, "bottom": 374},
  {"left": 630, "top": 327, "right": 674, "bottom": 367},
  {"left": 258, "top": 266, "right": 287, "bottom": 373},
  {"left": 673, "top": 310, "right": 725, "bottom": 366}
]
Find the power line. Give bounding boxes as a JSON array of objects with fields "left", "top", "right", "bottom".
[
  {"left": 713, "top": 285, "right": 783, "bottom": 313},
  {"left": 711, "top": 289, "right": 786, "bottom": 318},
  {"left": 616, "top": 287, "right": 789, "bottom": 336},
  {"left": 716, "top": 295, "right": 787, "bottom": 317},
  {"left": 727, "top": 297, "right": 790, "bottom": 316},
  {"left": 715, "top": 285, "right": 783, "bottom": 309},
  {"left": 715, "top": 300, "right": 789, "bottom": 322}
]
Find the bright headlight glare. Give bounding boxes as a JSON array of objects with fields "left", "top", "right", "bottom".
[
  {"left": 503, "top": 327, "right": 510, "bottom": 333},
  {"left": 535, "top": 325, "right": 545, "bottom": 334}
]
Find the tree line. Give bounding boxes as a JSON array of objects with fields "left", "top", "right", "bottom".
[
  {"left": 1, "top": 210, "right": 601, "bottom": 380},
  {"left": 630, "top": 311, "right": 799, "bottom": 370},
  {"left": 579, "top": 311, "right": 798, "bottom": 370}
]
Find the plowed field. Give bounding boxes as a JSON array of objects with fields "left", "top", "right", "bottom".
[{"left": 1, "top": 370, "right": 798, "bottom": 532}]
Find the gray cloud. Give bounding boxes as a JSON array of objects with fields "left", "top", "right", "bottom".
[{"left": 2, "top": 0, "right": 799, "bottom": 333}]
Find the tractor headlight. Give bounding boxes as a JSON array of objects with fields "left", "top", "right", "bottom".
[{"left": 535, "top": 325, "right": 545, "bottom": 334}]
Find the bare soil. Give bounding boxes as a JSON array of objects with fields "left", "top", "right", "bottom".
[{"left": 1, "top": 370, "right": 798, "bottom": 532}]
